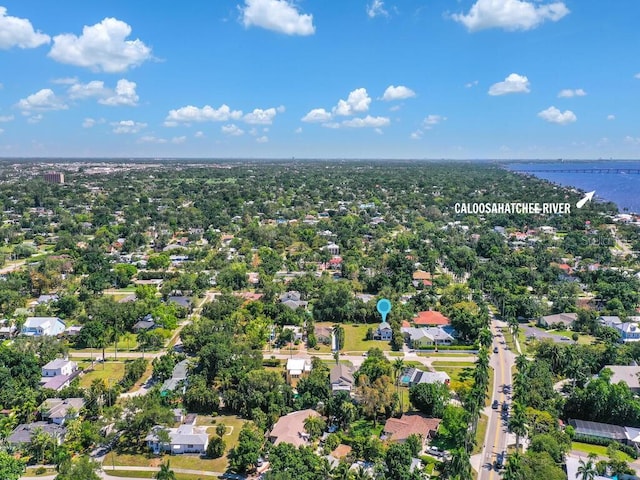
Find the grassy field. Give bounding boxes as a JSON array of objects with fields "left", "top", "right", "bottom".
[
  {"left": 547, "top": 329, "right": 596, "bottom": 345},
  {"left": 432, "top": 361, "right": 494, "bottom": 406},
  {"left": 24, "top": 467, "right": 57, "bottom": 476},
  {"left": 572, "top": 441, "right": 634, "bottom": 462},
  {"left": 313, "top": 322, "right": 391, "bottom": 353},
  {"left": 79, "top": 361, "right": 126, "bottom": 388},
  {"left": 473, "top": 414, "right": 489, "bottom": 455},
  {"left": 106, "top": 470, "right": 217, "bottom": 479}
]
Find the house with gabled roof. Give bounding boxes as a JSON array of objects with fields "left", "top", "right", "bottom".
[
  {"left": 330, "top": 364, "right": 354, "bottom": 394},
  {"left": 22, "top": 317, "right": 66, "bottom": 337},
  {"left": 414, "top": 311, "right": 450, "bottom": 327},
  {"left": 146, "top": 424, "right": 209, "bottom": 454},
  {"left": 373, "top": 322, "right": 393, "bottom": 341}
]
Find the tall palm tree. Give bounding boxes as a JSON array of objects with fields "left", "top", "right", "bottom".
[
  {"left": 478, "top": 328, "right": 493, "bottom": 349},
  {"left": 576, "top": 454, "right": 598, "bottom": 480},
  {"left": 155, "top": 461, "right": 177, "bottom": 480},
  {"left": 508, "top": 402, "right": 527, "bottom": 451}
]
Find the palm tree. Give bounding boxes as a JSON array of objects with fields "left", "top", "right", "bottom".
[
  {"left": 508, "top": 402, "right": 527, "bottom": 451},
  {"left": 444, "top": 447, "right": 471, "bottom": 479},
  {"left": 503, "top": 451, "right": 524, "bottom": 480},
  {"left": 352, "top": 466, "right": 371, "bottom": 479},
  {"left": 303, "top": 415, "right": 325, "bottom": 440},
  {"left": 155, "top": 461, "right": 177, "bottom": 480},
  {"left": 478, "top": 328, "right": 493, "bottom": 349},
  {"left": 576, "top": 454, "right": 598, "bottom": 480}
]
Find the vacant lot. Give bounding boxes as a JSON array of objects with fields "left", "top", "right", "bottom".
[{"left": 79, "top": 361, "right": 126, "bottom": 388}]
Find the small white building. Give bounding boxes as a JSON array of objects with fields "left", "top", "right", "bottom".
[
  {"left": 42, "top": 358, "right": 78, "bottom": 378},
  {"left": 286, "top": 358, "right": 312, "bottom": 381}
]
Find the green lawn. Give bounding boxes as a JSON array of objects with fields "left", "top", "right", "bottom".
[
  {"left": 572, "top": 442, "right": 634, "bottom": 462},
  {"left": 315, "top": 322, "right": 390, "bottom": 353},
  {"left": 78, "top": 361, "right": 126, "bottom": 388},
  {"left": 473, "top": 414, "right": 489, "bottom": 455},
  {"left": 547, "top": 329, "right": 596, "bottom": 345},
  {"left": 24, "top": 466, "right": 57, "bottom": 476},
  {"left": 432, "top": 361, "right": 493, "bottom": 406}
]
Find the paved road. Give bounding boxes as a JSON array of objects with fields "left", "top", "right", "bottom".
[{"left": 477, "top": 317, "right": 516, "bottom": 480}]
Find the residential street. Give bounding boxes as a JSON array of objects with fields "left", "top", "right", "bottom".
[{"left": 475, "top": 316, "right": 516, "bottom": 480}]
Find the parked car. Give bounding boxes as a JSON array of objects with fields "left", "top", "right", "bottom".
[
  {"left": 493, "top": 346, "right": 499, "bottom": 353},
  {"left": 492, "top": 400, "right": 499, "bottom": 409},
  {"left": 427, "top": 446, "right": 445, "bottom": 458},
  {"left": 495, "top": 451, "right": 506, "bottom": 470},
  {"left": 502, "top": 401, "right": 509, "bottom": 414}
]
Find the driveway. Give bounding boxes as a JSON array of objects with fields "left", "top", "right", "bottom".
[{"left": 522, "top": 326, "right": 575, "bottom": 344}]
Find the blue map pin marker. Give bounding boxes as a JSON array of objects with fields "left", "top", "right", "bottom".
[{"left": 377, "top": 298, "right": 392, "bottom": 323}]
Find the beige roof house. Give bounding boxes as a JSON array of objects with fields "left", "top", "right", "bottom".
[
  {"left": 603, "top": 365, "right": 640, "bottom": 392},
  {"left": 268, "top": 409, "right": 321, "bottom": 447},
  {"left": 383, "top": 413, "right": 441, "bottom": 443}
]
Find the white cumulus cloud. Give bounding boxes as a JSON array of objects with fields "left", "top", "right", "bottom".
[
  {"left": 171, "top": 136, "right": 186, "bottom": 144},
  {"left": 221, "top": 124, "right": 245, "bottom": 136},
  {"left": 256, "top": 135, "right": 269, "bottom": 143},
  {"left": 0, "top": 7, "right": 50, "bottom": 49},
  {"left": 333, "top": 88, "right": 371, "bottom": 116},
  {"left": 607, "top": 114, "right": 615, "bottom": 121},
  {"left": 49, "top": 17, "right": 152, "bottom": 73},
  {"left": 67, "top": 79, "right": 139, "bottom": 106},
  {"left": 243, "top": 107, "right": 278, "bottom": 125},
  {"left": 111, "top": 120, "right": 147, "bottom": 134},
  {"left": 635, "top": 73, "right": 640, "bottom": 79},
  {"left": 382, "top": 85, "right": 416, "bottom": 101},
  {"left": 558, "top": 88, "right": 586, "bottom": 98},
  {"left": 68, "top": 80, "right": 107, "bottom": 100},
  {"left": 367, "top": 0, "right": 388, "bottom": 18},
  {"left": 423, "top": 114, "right": 447, "bottom": 128},
  {"left": 302, "top": 108, "right": 332, "bottom": 123},
  {"left": 100, "top": 79, "right": 139, "bottom": 106},
  {"left": 538, "top": 106, "right": 576, "bottom": 125},
  {"left": 17, "top": 89, "right": 67, "bottom": 111},
  {"left": 452, "top": 0, "right": 569, "bottom": 32},
  {"left": 488, "top": 73, "right": 530, "bottom": 95},
  {"left": 0, "top": 115, "right": 14, "bottom": 122},
  {"left": 166, "top": 104, "right": 243, "bottom": 125},
  {"left": 240, "top": 0, "right": 315, "bottom": 36},
  {"left": 342, "top": 115, "right": 390, "bottom": 128}
]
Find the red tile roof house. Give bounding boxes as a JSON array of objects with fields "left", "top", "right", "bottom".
[
  {"left": 382, "top": 413, "right": 441, "bottom": 445},
  {"left": 414, "top": 311, "right": 451, "bottom": 327}
]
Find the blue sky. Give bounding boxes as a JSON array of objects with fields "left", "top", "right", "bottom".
[{"left": 0, "top": 0, "right": 639, "bottom": 159}]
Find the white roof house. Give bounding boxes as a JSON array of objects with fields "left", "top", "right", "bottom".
[
  {"left": 42, "top": 359, "right": 77, "bottom": 378},
  {"left": 146, "top": 424, "right": 209, "bottom": 454},
  {"left": 22, "top": 317, "right": 66, "bottom": 337},
  {"left": 287, "top": 358, "right": 312, "bottom": 377}
]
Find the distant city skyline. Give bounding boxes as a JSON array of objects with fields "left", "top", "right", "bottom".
[{"left": 0, "top": 0, "right": 639, "bottom": 159}]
